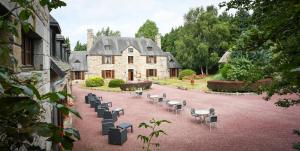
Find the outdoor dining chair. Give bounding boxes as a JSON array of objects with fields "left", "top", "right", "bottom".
[
  {"left": 103, "top": 110, "right": 118, "bottom": 122},
  {"left": 191, "top": 108, "right": 200, "bottom": 120},
  {"left": 174, "top": 104, "right": 183, "bottom": 114},
  {"left": 205, "top": 114, "right": 218, "bottom": 131}
]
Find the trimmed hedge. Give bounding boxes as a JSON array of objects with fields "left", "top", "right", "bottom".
[
  {"left": 179, "top": 69, "right": 196, "bottom": 80},
  {"left": 108, "top": 79, "right": 125, "bottom": 88},
  {"left": 120, "top": 81, "right": 152, "bottom": 91},
  {"left": 207, "top": 78, "right": 272, "bottom": 92},
  {"left": 85, "top": 77, "right": 104, "bottom": 87}
]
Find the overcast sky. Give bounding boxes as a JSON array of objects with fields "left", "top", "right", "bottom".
[{"left": 51, "top": 0, "right": 228, "bottom": 50}]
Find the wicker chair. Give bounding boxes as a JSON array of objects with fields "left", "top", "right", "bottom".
[
  {"left": 108, "top": 127, "right": 127, "bottom": 145},
  {"left": 101, "top": 119, "right": 115, "bottom": 135},
  {"left": 103, "top": 110, "right": 118, "bottom": 122}
]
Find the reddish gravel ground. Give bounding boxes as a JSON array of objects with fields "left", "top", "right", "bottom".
[{"left": 72, "top": 83, "right": 300, "bottom": 151}]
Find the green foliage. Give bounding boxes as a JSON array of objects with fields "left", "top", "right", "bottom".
[
  {"left": 221, "top": 57, "right": 264, "bottom": 82},
  {"left": 163, "top": 6, "right": 231, "bottom": 74},
  {"left": 0, "top": 68, "right": 81, "bottom": 151},
  {"left": 0, "top": 1, "right": 81, "bottom": 150},
  {"left": 108, "top": 79, "right": 125, "bottom": 88},
  {"left": 74, "top": 41, "right": 87, "bottom": 51},
  {"left": 135, "top": 20, "right": 159, "bottom": 41},
  {"left": 85, "top": 77, "right": 104, "bottom": 87},
  {"left": 137, "top": 119, "right": 171, "bottom": 151},
  {"left": 178, "top": 69, "right": 196, "bottom": 80},
  {"left": 96, "top": 27, "right": 121, "bottom": 37},
  {"left": 65, "top": 37, "right": 71, "bottom": 48}
]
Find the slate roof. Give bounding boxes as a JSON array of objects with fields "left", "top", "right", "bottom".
[
  {"left": 218, "top": 51, "right": 231, "bottom": 63},
  {"left": 89, "top": 36, "right": 166, "bottom": 56},
  {"left": 165, "top": 52, "right": 182, "bottom": 69},
  {"left": 69, "top": 51, "right": 87, "bottom": 71},
  {"left": 50, "top": 57, "right": 71, "bottom": 77},
  {"left": 50, "top": 15, "right": 61, "bottom": 33}
]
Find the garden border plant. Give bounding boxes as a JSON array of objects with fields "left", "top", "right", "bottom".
[{"left": 0, "top": 0, "right": 81, "bottom": 150}]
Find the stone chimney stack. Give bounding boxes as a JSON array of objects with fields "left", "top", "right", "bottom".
[
  {"left": 87, "top": 29, "right": 94, "bottom": 51},
  {"left": 155, "top": 34, "right": 161, "bottom": 49}
]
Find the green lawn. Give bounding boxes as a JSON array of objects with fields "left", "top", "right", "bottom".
[{"left": 153, "top": 76, "right": 213, "bottom": 91}]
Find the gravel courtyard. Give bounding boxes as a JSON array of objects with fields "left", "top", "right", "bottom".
[{"left": 72, "top": 83, "right": 300, "bottom": 151}]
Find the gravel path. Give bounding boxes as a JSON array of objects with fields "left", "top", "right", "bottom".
[{"left": 72, "top": 84, "right": 300, "bottom": 151}]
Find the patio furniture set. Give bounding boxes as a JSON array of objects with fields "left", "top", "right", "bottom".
[
  {"left": 85, "top": 93, "right": 133, "bottom": 145},
  {"left": 146, "top": 93, "right": 187, "bottom": 114},
  {"left": 144, "top": 93, "right": 218, "bottom": 130}
]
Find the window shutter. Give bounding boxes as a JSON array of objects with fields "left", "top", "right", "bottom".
[
  {"left": 102, "top": 70, "right": 105, "bottom": 78},
  {"left": 146, "top": 69, "right": 149, "bottom": 77},
  {"left": 112, "top": 70, "right": 115, "bottom": 79},
  {"left": 102, "top": 56, "right": 105, "bottom": 64},
  {"left": 154, "top": 56, "right": 157, "bottom": 63},
  {"left": 154, "top": 69, "right": 157, "bottom": 77},
  {"left": 146, "top": 57, "right": 148, "bottom": 63},
  {"left": 112, "top": 56, "right": 115, "bottom": 64}
]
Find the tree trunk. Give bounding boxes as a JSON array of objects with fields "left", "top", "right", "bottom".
[
  {"left": 205, "top": 64, "right": 208, "bottom": 75},
  {"left": 200, "top": 66, "right": 204, "bottom": 75}
]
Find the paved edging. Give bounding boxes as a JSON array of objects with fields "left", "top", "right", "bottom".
[{"left": 205, "top": 91, "right": 257, "bottom": 96}]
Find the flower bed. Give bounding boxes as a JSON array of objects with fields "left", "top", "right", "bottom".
[
  {"left": 207, "top": 78, "right": 272, "bottom": 92},
  {"left": 120, "top": 81, "right": 152, "bottom": 91}
]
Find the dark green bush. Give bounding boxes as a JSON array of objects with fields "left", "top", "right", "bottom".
[
  {"left": 221, "top": 57, "right": 264, "bottom": 82},
  {"left": 178, "top": 69, "right": 196, "bottom": 80},
  {"left": 120, "top": 81, "right": 152, "bottom": 91},
  {"left": 108, "top": 79, "right": 125, "bottom": 88},
  {"left": 207, "top": 79, "right": 272, "bottom": 92},
  {"left": 85, "top": 77, "right": 104, "bottom": 87}
]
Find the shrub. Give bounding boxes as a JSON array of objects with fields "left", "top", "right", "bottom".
[
  {"left": 179, "top": 69, "right": 196, "bottom": 80},
  {"left": 85, "top": 77, "right": 104, "bottom": 87},
  {"left": 221, "top": 57, "right": 264, "bottom": 82},
  {"left": 108, "top": 79, "right": 125, "bottom": 88},
  {"left": 207, "top": 78, "right": 272, "bottom": 92},
  {"left": 120, "top": 81, "right": 152, "bottom": 91}
]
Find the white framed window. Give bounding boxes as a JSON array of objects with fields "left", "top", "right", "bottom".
[{"left": 128, "top": 48, "right": 133, "bottom": 53}]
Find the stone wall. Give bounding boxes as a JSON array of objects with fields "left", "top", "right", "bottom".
[
  {"left": 0, "top": 1, "right": 53, "bottom": 150},
  {"left": 86, "top": 46, "right": 169, "bottom": 81}
]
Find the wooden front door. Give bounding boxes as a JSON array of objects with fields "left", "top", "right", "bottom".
[
  {"left": 128, "top": 69, "right": 134, "bottom": 81},
  {"left": 170, "top": 68, "right": 178, "bottom": 77}
]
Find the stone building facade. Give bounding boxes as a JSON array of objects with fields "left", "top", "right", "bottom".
[
  {"left": 70, "top": 29, "right": 181, "bottom": 81},
  {"left": 0, "top": 1, "right": 71, "bottom": 150}
]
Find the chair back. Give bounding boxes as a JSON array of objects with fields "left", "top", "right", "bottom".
[
  {"left": 209, "top": 108, "right": 215, "bottom": 115},
  {"left": 182, "top": 100, "right": 187, "bottom": 106},
  {"left": 158, "top": 97, "right": 163, "bottom": 102},
  {"left": 163, "top": 93, "right": 166, "bottom": 98},
  {"left": 191, "top": 108, "right": 195, "bottom": 114},
  {"left": 210, "top": 115, "right": 217, "bottom": 122},
  {"left": 176, "top": 104, "right": 182, "bottom": 109},
  {"left": 103, "top": 110, "right": 113, "bottom": 119}
]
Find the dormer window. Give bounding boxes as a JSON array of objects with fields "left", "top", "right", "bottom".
[
  {"left": 74, "top": 60, "right": 81, "bottom": 63},
  {"left": 104, "top": 45, "right": 110, "bottom": 50},
  {"left": 169, "top": 59, "right": 174, "bottom": 62},
  {"left": 147, "top": 46, "right": 152, "bottom": 51},
  {"left": 128, "top": 48, "right": 133, "bottom": 53}
]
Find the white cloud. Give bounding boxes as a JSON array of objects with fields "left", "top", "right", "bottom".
[{"left": 51, "top": 0, "right": 228, "bottom": 49}]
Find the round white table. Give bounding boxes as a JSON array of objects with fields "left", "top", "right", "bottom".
[
  {"left": 150, "top": 95, "right": 159, "bottom": 99},
  {"left": 167, "top": 101, "right": 180, "bottom": 105},
  {"left": 195, "top": 109, "right": 209, "bottom": 115}
]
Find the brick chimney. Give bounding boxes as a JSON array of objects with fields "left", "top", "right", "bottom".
[
  {"left": 87, "top": 29, "right": 94, "bottom": 51},
  {"left": 155, "top": 34, "right": 161, "bottom": 49}
]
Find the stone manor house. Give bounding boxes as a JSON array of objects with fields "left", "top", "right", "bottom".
[
  {"left": 69, "top": 29, "right": 181, "bottom": 81},
  {"left": 1, "top": 1, "right": 72, "bottom": 150}
]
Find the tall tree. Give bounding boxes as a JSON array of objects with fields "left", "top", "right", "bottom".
[
  {"left": 135, "top": 19, "right": 159, "bottom": 41},
  {"left": 74, "top": 41, "right": 87, "bottom": 51},
  {"left": 65, "top": 37, "right": 71, "bottom": 48},
  {"left": 175, "top": 6, "right": 231, "bottom": 74},
  {"left": 95, "top": 27, "right": 121, "bottom": 38},
  {"left": 221, "top": 1, "right": 300, "bottom": 149}
]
